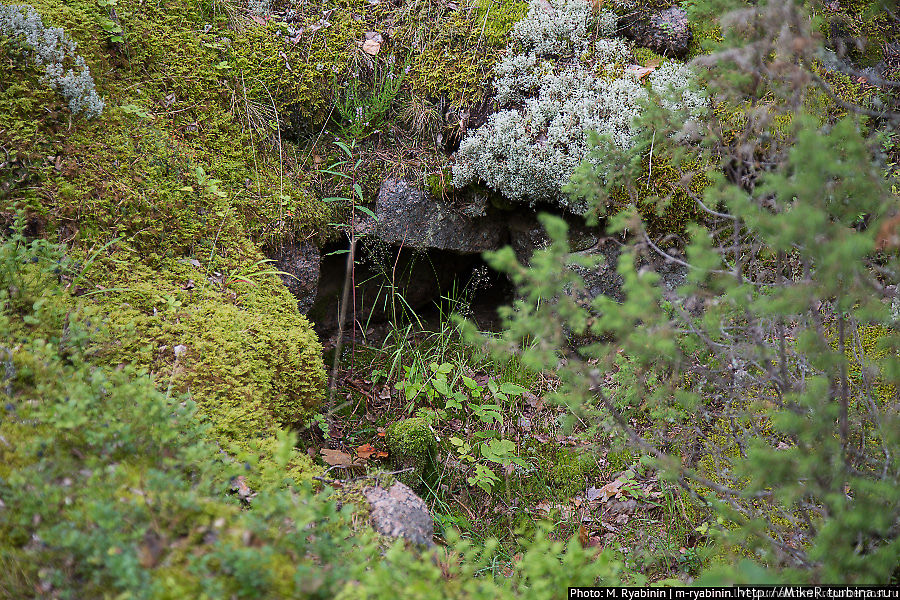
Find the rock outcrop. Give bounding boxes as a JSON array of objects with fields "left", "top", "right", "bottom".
[{"left": 271, "top": 240, "right": 321, "bottom": 314}]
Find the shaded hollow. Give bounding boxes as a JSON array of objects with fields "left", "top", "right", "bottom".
[{"left": 308, "top": 238, "right": 513, "bottom": 340}]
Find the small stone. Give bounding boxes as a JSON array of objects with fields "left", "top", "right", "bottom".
[
  {"left": 364, "top": 482, "right": 434, "bottom": 547},
  {"left": 361, "top": 33, "right": 382, "bottom": 55}
]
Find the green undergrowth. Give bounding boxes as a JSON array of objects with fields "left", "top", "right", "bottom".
[
  {"left": 0, "top": 222, "right": 338, "bottom": 597},
  {"left": 0, "top": 223, "right": 630, "bottom": 598},
  {"left": 325, "top": 308, "right": 705, "bottom": 581}
]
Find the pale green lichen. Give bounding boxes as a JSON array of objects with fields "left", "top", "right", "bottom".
[{"left": 451, "top": 0, "right": 707, "bottom": 212}]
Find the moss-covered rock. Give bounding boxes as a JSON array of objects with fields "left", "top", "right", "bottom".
[
  {"left": 385, "top": 417, "right": 438, "bottom": 487},
  {"left": 0, "top": 0, "right": 329, "bottom": 478}
]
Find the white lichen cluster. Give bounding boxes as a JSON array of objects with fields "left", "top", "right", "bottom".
[
  {"left": 452, "top": 0, "right": 704, "bottom": 211},
  {"left": 647, "top": 61, "right": 706, "bottom": 120},
  {"left": 0, "top": 3, "right": 104, "bottom": 118},
  {"left": 510, "top": 0, "right": 609, "bottom": 57},
  {"left": 247, "top": 0, "right": 273, "bottom": 16}
]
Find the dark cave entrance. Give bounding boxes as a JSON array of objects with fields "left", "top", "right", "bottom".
[{"left": 309, "top": 239, "right": 514, "bottom": 341}]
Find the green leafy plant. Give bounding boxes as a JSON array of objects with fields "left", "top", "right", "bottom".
[
  {"left": 394, "top": 357, "right": 533, "bottom": 496},
  {"left": 97, "top": 0, "right": 124, "bottom": 43},
  {"left": 468, "top": 462, "right": 501, "bottom": 494},
  {"left": 182, "top": 165, "right": 227, "bottom": 199},
  {"left": 334, "top": 58, "right": 406, "bottom": 140},
  {"left": 318, "top": 139, "right": 379, "bottom": 403}
]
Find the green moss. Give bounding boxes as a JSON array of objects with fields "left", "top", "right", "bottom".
[
  {"left": 226, "top": 0, "right": 525, "bottom": 133},
  {"left": 386, "top": 417, "right": 438, "bottom": 486},
  {"left": 606, "top": 448, "right": 637, "bottom": 473},
  {"left": 804, "top": 63, "right": 878, "bottom": 124},
  {"left": 386, "top": 417, "right": 437, "bottom": 458},
  {"left": 231, "top": 15, "right": 362, "bottom": 130},
  {"left": 514, "top": 440, "right": 601, "bottom": 500},
  {"left": 809, "top": 0, "right": 896, "bottom": 67},
  {"left": 631, "top": 47, "right": 666, "bottom": 66},
  {"left": 605, "top": 155, "right": 711, "bottom": 240},
  {"left": 81, "top": 248, "right": 324, "bottom": 441},
  {"left": 836, "top": 323, "right": 897, "bottom": 406},
  {"left": 685, "top": 19, "right": 723, "bottom": 61},
  {"left": 401, "top": 0, "right": 527, "bottom": 106},
  {"left": 548, "top": 448, "right": 597, "bottom": 497},
  {"left": 425, "top": 167, "right": 453, "bottom": 199}
]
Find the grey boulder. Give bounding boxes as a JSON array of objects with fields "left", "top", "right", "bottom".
[{"left": 619, "top": 7, "right": 693, "bottom": 59}]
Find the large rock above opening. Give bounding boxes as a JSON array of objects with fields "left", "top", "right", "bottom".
[{"left": 375, "top": 178, "right": 504, "bottom": 253}]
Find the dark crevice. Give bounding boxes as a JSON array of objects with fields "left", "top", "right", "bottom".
[{"left": 309, "top": 240, "right": 514, "bottom": 340}]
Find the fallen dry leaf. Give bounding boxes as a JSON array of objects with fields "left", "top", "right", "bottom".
[
  {"left": 320, "top": 448, "right": 355, "bottom": 467},
  {"left": 578, "top": 525, "right": 603, "bottom": 548},
  {"left": 138, "top": 530, "right": 164, "bottom": 568},
  {"left": 578, "top": 524, "right": 590, "bottom": 547},
  {"left": 361, "top": 40, "right": 381, "bottom": 54},
  {"left": 533, "top": 501, "right": 551, "bottom": 516},
  {"left": 593, "top": 478, "right": 625, "bottom": 503},
  {"left": 625, "top": 64, "right": 657, "bottom": 80}
]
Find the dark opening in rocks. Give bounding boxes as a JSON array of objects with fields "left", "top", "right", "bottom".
[{"left": 308, "top": 239, "right": 514, "bottom": 341}]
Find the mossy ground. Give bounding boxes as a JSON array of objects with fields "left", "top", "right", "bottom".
[
  {"left": 0, "top": 0, "right": 529, "bottom": 478},
  {"left": 4, "top": 0, "right": 896, "bottom": 588}
]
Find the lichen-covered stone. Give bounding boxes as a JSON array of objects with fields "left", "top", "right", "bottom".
[{"left": 364, "top": 482, "right": 434, "bottom": 547}]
